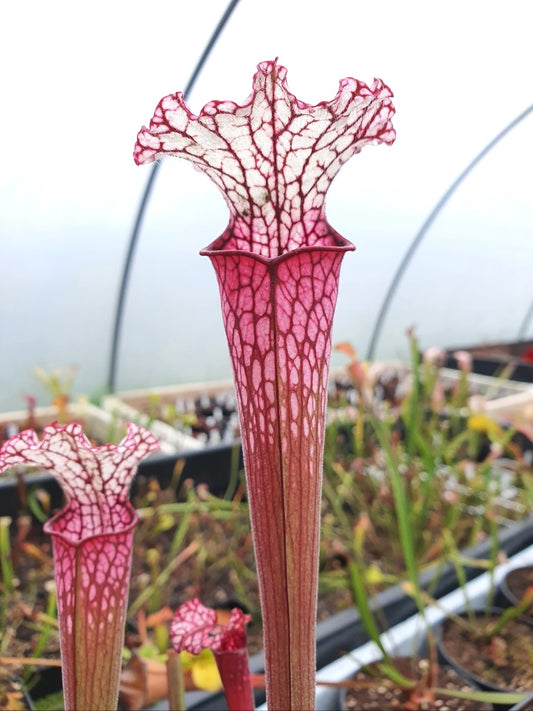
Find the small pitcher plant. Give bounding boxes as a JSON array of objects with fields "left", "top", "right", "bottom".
[
  {"left": 135, "top": 60, "right": 395, "bottom": 709},
  {"left": 170, "top": 598, "right": 254, "bottom": 711},
  {"left": 0, "top": 422, "right": 158, "bottom": 711}
]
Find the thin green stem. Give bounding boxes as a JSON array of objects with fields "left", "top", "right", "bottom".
[
  {"left": 408, "top": 337, "right": 421, "bottom": 455},
  {"left": 128, "top": 540, "right": 200, "bottom": 617},
  {"left": 0, "top": 517, "right": 14, "bottom": 607},
  {"left": 22, "top": 582, "right": 57, "bottom": 683},
  {"left": 370, "top": 417, "right": 425, "bottom": 615},
  {"left": 167, "top": 650, "right": 186, "bottom": 711}
]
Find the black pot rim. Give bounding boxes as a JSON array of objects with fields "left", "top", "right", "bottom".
[{"left": 437, "top": 606, "right": 533, "bottom": 694}]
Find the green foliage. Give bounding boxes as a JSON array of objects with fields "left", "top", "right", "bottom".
[
  {"left": 320, "top": 330, "right": 533, "bottom": 685},
  {"left": 32, "top": 690, "right": 64, "bottom": 710}
]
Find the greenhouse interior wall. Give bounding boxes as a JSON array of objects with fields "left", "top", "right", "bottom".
[{"left": 1, "top": 0, "right": 532, "bottom": 413}]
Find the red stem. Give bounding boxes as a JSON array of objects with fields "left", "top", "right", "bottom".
[{"left": 214, "top": 648, "right": 255, "bottom": 711}]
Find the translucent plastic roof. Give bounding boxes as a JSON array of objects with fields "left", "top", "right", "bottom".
[{"left": 1, "top": 0, "right": 532, "bottom": 411}]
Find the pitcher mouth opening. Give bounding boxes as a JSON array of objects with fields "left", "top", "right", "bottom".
[{"left": 200, "top": 232, "right": 355, "bottom": 266}]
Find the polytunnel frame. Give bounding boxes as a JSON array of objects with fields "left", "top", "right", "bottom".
[
  {"left": 366, "top": 102, "right": 533, "bottom": 361},
  {"left": 107, "top": 0, "right": 241, "bottom": 393}
]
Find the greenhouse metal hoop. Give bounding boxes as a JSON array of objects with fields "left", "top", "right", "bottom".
[
  {"left": 366, "top": 102, "right": 533, "bottom": 361},
  {"left": 107, "top": 0, "right": 241, "bottom": 392}
]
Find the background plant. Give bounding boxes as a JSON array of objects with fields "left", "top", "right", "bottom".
[
  {"left": 320, "top": 331, "right": 533, "bottom": 598},
  {"left": 2, "top": 334, "right": 533, "bottom": 708}
]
